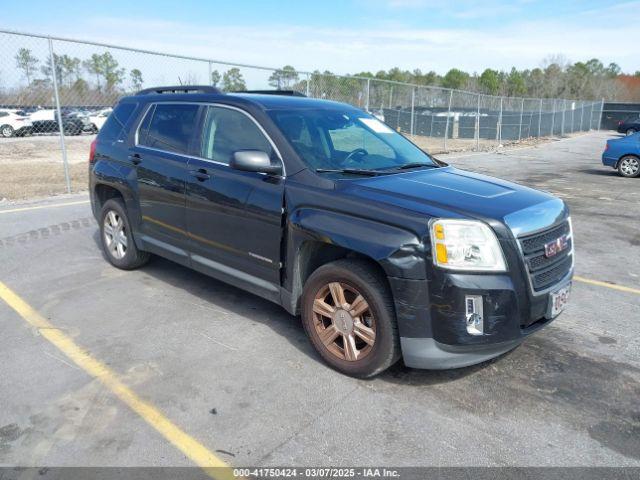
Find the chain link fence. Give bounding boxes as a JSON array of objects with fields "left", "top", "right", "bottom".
[{"left": 0, "top": 29, "right": 604, "bottom": 200}]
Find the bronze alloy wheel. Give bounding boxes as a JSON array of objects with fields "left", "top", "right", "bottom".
[{"left": 312, "top": 281, "right": 376, "bottom": 361}]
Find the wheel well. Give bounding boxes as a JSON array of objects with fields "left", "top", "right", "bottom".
[
  {"left": 94, "top": 184, "right": 124, "bottom": 211},
  {"left": 290, "top": 240, "right": 389, "bottom": 314}
]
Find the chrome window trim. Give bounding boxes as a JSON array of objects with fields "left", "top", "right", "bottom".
[
  {"left": 133, "top": 101, "right": 285, "bottom": 176},
  {"left": 134, "top": 102, "right": 155, "bottom": 146}
]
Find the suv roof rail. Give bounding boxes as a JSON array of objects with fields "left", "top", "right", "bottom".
[
  {"left": 136, "top": 85, "right": 223, "bottom": 95},
  {"left": 239, "top": 90, "right": 307, "bottom": 97}
]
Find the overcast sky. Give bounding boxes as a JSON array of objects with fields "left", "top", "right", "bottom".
[{"left": 3, "top": 0, "right": 639, "bottom": 75}]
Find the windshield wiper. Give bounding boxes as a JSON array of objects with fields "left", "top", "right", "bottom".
[
  {"left": 396, "top": 162, "right": 440, "bottom": 170},
  {"left": 315, "top": 168, "right": 384, "bottom": 176}
]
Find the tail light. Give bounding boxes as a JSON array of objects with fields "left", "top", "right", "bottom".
[
  {"left": 89, "top": 138, "right": 97, "bottom": 163},
  {"left": 605, "top": 143, "right": 609, "bottom": 151},
  {"left": 618, "top": 120, "right": 623, "bottom": 125}
]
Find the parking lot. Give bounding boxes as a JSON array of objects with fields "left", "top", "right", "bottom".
[{"left": 0, "top": 131, "right": 639, "bottom": 470}]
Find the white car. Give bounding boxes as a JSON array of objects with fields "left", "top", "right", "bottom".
[
  {"left": 0, "top": 109, "right": 33, "bottom": 137},
  {"left": 89, "top": 108, "right": 113, "bottom": 133}
]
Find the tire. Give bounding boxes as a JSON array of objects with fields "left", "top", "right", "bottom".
[
  {"left": 618, "top": 155, "right": 640, "bottom": 178},
  {"left": 99, "top": 198, "right": 150, "bottom": 269},
  {"left": 1, "top": 124, "right": 14, "bottom": 138},
  {"left": 301, "top": 259, "right": 400, "bottom": 378},
  {"left": 63, "top": 123, "right": 80, "bottom": 136},
  {"left": 626, "top": 128, "right": 636, "bottom": 136}
]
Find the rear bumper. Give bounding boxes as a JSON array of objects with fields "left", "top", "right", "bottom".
[{"left": 602, "top": 153, "right": 618, "bottom": 168}]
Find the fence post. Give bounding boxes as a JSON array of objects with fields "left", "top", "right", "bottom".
[
  {"left": 550, "top": 99, "right": 556, "bottom": 136},
  {"left": 579, "top": 101, "right": 584, "bottom": 131},
  {"left": 475, "top": 93, "right": 480, "bottom": 150},
  {"left": 48, "top": 37, "right": 71, "bottom": 194},
  {"left": 518, "top": 98, "right": 524, "bottom": 141},
  {"left": 561, "top": 100, "right": 566, "bottom": 136},
  {"left": 598, "top": 98, "right": 604, "bottom": 131},
  {"left": 365, "top": 78, "right": 371, "bottom": 112},
  {"left": 498, "top": 96, "right": 503, "bottom": 145},
  {"left": 410, "top": 87, "right": 415, "bottom": 137},
  {"left": 589, "top": 102, "right": 594, "bottom": 130},
  {"left": 208, "top": 61, "right": 212, "bottom": 86},
  {"left": 537, "top": 98, "right": 543, "bottom": 138},
  {"left": 443, "top": 89, "right": 453, "bottom": 151},
  {"left": 389, "top": 86, "right": 393, "bottom": 109},
  {"left": 306, "top": 72, "right": 311, "bottom": 97}
]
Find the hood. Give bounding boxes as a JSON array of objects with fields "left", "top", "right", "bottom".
[{"left": 346, "top": 166, "right": 567, "bottom": 235}]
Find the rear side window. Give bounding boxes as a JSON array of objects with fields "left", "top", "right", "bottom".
[
  {"left": 139, "top": 103, "right": 200, "bottom": 154},
  {"left": 99, "top": 102, "right": 137, "bottom": 142}
]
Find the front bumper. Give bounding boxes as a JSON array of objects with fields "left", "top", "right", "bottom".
[
  {"left": 393, "top": 273, "right": 571, "bottom": 369},
  {"left": 389, "top": 212, "right": 573, "bottom": 370},
  {"left": 400, "top": 337, "right": 522, "bottom": 369}
]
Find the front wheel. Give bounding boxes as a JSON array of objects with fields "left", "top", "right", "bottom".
[
  {"left": 301, "top": 259, "right": 400, "bottom": 378},
  {"left": 618, "top": 155, "right": 640, "bottom": 178},
  {"left": 626, "top": 128, "right": 636, "bottom": 136},
  {"left": 99, "top": 198, "right": 150, "bottom": 269}
]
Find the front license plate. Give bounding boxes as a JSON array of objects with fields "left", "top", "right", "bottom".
[{"left": 549, "top": 284, "right": 571, "bottom": 318}]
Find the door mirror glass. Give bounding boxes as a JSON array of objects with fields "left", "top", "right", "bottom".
[{"left": 230, "top": 150, "right": 282, "bottom": 175}]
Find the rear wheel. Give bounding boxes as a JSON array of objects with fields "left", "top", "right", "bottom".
[
  {"left": 301, "top": 259, "right": 400, "bottom": 378},
  {"left": 1, "top": 125, "right": 14, "bottom": 138},
  {"left": 99, "top": 198, "right": 150, "bottom": 269},
  {"left": 63, "top": 123, "right": 81, "bottom": 136},
  {"left": 618, "top": 155, "right": 640, "bottom": 178}
]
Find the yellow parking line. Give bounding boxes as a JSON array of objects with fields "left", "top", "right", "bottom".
[
  {"left": 0, "top": 280, "right": 235, "bottom": 480},
  {"left": 0, "top": 200, "right": 90, "bottom": 215},
  {"left": 574, "top": 275, "right": 640, "bottom": 295}
]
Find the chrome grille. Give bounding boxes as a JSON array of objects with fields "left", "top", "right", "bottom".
[{"left": 518, "top": 221, "right": 573, "bottom": 292}]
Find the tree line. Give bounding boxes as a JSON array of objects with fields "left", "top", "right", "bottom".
[
  {"left": 351, "top": 56, "right": 639, "bottom": 101},
  {"left": 9, "top": 47, "right": 640, "bottom": 107},
  {"left": 9, "top": 48, "right": 257, "bottom": 105}
]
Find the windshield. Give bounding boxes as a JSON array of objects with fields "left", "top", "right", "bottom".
[{"left": 268, "top": 108, "right": 436, "bottom": 172}]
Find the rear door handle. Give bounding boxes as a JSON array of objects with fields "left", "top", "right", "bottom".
[
  {"left": 189, "top": 168, "right": 211, "bottom": 181},
  {"left": 128, "top": 153, "right": 142, "bottom": 165}
]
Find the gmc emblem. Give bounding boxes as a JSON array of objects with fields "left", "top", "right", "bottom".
[{"left": 544, "top": 234, "right": 569, "bottom": 258}]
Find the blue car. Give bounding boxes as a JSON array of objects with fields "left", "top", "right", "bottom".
[{"left": 602, "top": 133, "right": 640, "bottom": 177}]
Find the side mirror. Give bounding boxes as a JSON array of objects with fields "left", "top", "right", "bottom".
[{"left": 230, "top": 150, "right": 282, "bottom": 175}]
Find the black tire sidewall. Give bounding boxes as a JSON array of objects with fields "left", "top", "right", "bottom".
[
  {"left": 301, "top": 260, "right": 398, "bottom": 377},
  {"left": 99, "top": 199, "right": 141, "bottom": 269}
]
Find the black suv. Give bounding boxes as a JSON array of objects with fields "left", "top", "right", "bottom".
[{"left": 89, "top": 86, "right": 574, "bottom": 377}]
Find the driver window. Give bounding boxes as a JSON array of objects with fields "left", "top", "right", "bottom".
[
  {"left": 328, "top": 124, "right": 395, "bottom": 158},
  {"left": 201, "top": 106, "right": 274, "bottom": 164}
]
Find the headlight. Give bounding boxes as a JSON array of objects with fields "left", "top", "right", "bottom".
[{"left": 429, "top": 219, "right": 507, "bottom": 272}]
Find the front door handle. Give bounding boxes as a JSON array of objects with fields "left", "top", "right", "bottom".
[
  {"left": 128, "top": 153, "right": 142, "bottom": 165},
  {"left": 189, "top": 168, "right": 211, "bottom": 181}
]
